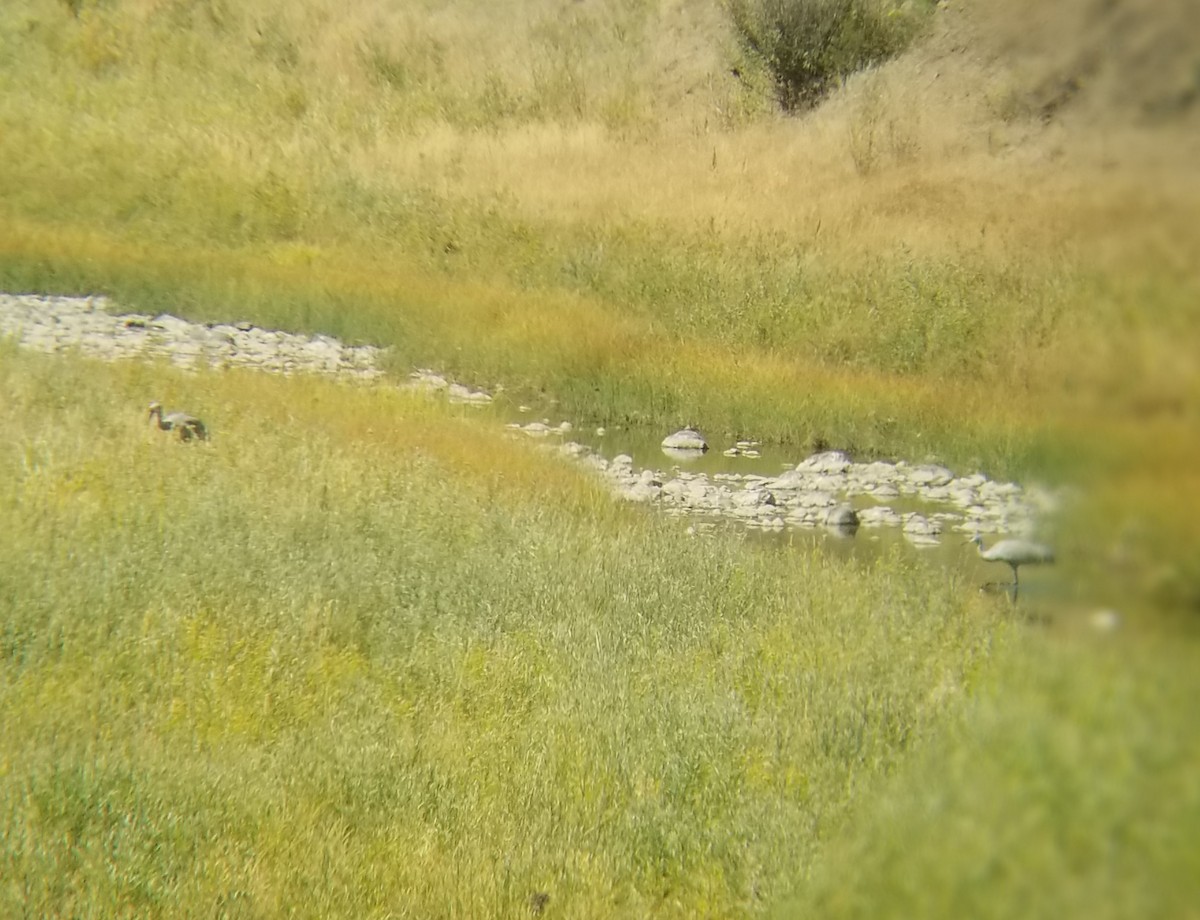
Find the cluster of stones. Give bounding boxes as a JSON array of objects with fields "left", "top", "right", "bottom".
[
  {"left": 507, "top": 419, "right": 574, "bottom": 437},
  {"left": 0, "top": 294, "right": 384, "bottom": 380},
  {"left": 408, "top": 369, "right": 494, "bottom": 405},
  {"left": 0, "top": 294, "right": 495, "bottom": 404},
  {"left": 723, "top": 440, "right": 762, "bottom": 459},
  {"left": 559, "top": 442, "right": 1058, "bottom": 545}
]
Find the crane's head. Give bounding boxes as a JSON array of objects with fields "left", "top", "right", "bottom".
[
  {"left": 147, "top": 401, "right": 162, "bottom": 416},
  {"left": 964, "top": 533, "right": 984, "bottom": 548}
]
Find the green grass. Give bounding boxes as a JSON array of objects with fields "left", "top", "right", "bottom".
[
  {"left": 0, "top": 222, "right": 1089, "bottom": 478},
  {"left": 0, "top": 350, "right": 996, "bottom": 916},
  {"left": 782, "top": 638, "right": 1200, "bottom": 919},
  {"left": 3, "top": 350, "right": 1197, "bottom": 918}
]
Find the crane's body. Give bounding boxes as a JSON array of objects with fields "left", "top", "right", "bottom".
[
  {"left": 968, "top": 533, "right": 1054, "bottom": 586},
  {"left": 148, "top": 402, "right": 208, "bottom": 442}
]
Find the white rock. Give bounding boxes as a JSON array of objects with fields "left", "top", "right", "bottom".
[
  {"left": 623, "top": 481, "right": 660, "bottom": 503},
  {"left": 908, "top": 464, "right": 954, "bottom": 487},
  {"left": 661, "top": 428, "right": 709, "bottom": 452},
  {"left": 1088, "top": 609, "right": 1122, "bottom": 632},
  {"left": 903, "top": 514, "right": 942, "bottom": 536},
  {"left": 858, "top": 506, "right": 902, "bottom": 527},
  {"left": 796, "top": 450, "right": 851, "bottom": 474},
  {"left": 795, "top": 491, "right": 837, "bottom": 509},
  {"left": 731, "top": 489, "right": 775, "bottom": 508}
]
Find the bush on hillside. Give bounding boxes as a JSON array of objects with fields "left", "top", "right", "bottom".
[{"left": 723, "top": 0, "right": 928, "bottom": 111}]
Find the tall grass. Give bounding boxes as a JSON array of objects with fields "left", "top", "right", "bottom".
[
  {"left": 3, "top": 350, "right": 1196, "bottom": 918},
  {"left": 781, "top": 635, "right": 1200, "bottom": 919},
  {"left": 0, "top": 222, "right": 1056, "bottom": 469},
  {"left": 2, "top": 0, "right": 1195, "bottom": 420},
  {"left": 1, "top": 1, "right": 1197, "bottom": 913},
  {"left": 0, "top": 350, "right": 999, "bottom": 916}
]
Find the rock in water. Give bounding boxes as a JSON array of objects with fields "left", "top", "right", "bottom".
[
  {"left": 661, "top": 427, "right": 708, "bottom": 452},
  {"left": 824, "top": 503, "right": 860, "bottom": 535}
]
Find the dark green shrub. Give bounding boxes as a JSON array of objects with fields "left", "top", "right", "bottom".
[{"left": 723, "top": 0, "right": 928, "bottom": 111}]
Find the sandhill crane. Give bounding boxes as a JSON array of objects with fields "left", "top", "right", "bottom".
[
  {"left": 148, "top": 401, "right": 208, "bottom": 442},
  {"left": 967, "top": 533, "right": 1054, "bottom": 596}
]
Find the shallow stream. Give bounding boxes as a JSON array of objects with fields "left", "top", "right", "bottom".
[
  {"left": 508, "top": 411, "right": 1078, "bottom": 617},
  {"left": 0, "top": 293, "right": 1096, "bottom": 629}
]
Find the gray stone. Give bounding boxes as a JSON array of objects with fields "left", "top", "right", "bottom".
[
  {"left": 825, "top": 503, "right": 860, "bottom": 529},
  {"left": 623, "top": 481, "right": 661, "bottom": 503},
  {"left": 661, "top": 428, "right": 709, "bottom": 452},
  {"left": 903, "top": 514, "right": 942, "bottom": 537},
  {"left": 797, "top": 450, "right": 851, "bottom": 474},
  {"left": 662, "top": 446, "right": 708, "bottom": 463},
  {"left": 858, "top": 506, "right": 902, "bottom": 527},
  {"left": 795, "top": 491, "right": 836, "bottom": 508},
  {"left": 909, "top": 464, "right": 954, "bottom": 487},
  {"left": 731, "top": 488, "right": 776, "bottom": 508}
]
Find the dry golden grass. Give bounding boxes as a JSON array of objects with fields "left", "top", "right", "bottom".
[{"left": 8, "top": 0, "right": 1196, "bottom": 271}]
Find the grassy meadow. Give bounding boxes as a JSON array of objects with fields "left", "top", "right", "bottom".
[
  {"left": 2, "top": 0, "right": 1200, "bottom": 915},
  {"left": 2, "top": 349, "right": 1198, "bottom": 918}
]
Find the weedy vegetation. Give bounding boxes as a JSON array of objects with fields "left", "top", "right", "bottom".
[{"left": 2, "top": 0, "right": 1199, "bottom": 915}]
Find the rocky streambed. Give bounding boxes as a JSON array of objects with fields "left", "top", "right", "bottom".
[
  {"left": 534, "top": 435, "right": 1058, "bottom": 544},
  {"left": 2, "top": 293, "right": 1060, "bottom": 545},
  {"left": 0, "top": 293, "right": 386, "bottom": 380},
  {"left": 499, "top": 418, "right": 1057, "bottom": 544}
]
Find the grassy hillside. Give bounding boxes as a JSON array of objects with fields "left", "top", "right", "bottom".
[
  {"left": 3, "top": 0, "right": 1196, "bottom": 406},
  {"left": 2, "top": 348, "right": 1197, "bottom": 918},
  {"left": 1, "top": 2, "right": 1199, "bottom": 913}
]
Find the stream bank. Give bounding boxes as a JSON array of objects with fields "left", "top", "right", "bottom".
[{"left": 2, "top": 293, "right": 1067, "bottom": 594}]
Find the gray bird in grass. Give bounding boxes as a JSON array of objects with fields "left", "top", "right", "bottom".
[
  {"left": 148, "top": 401, "right": 208, "bottom": 442},
  {"left": 967, "top": 533, "right": 1054, "bottom": 588}
]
